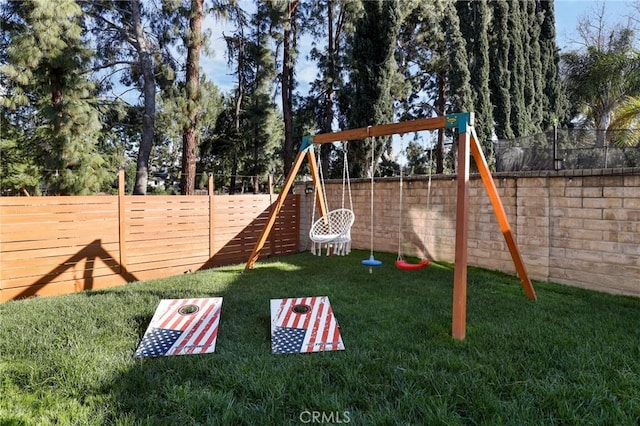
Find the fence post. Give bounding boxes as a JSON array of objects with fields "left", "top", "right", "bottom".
[
  {"left": 209, "top": 173, "right": 215, "bottom": 258},
  {"left": 118, "top": 168, "right": 128, "bottom": 273},
  {"left": 268, "top": 174, "right": 276, "bottom": 255}
]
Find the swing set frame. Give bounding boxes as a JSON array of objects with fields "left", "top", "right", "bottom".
[{"left": 245, "top": 112, "right": 537, "bottom": 340}]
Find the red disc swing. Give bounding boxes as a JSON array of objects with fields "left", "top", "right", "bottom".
[{"left": 395, "top": 135, "right": 430, "bottom": 271}]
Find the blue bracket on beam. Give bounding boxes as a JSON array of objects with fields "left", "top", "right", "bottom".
[
  {"left": 445, "top": 112, "right": 474, "bottom": 133},
  {"left": 299, "top": 135, "right": 314, "bottom": 152}
]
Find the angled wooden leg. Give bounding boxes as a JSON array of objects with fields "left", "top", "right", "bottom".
[
  {"left": 307, "top": 148, "right": 328, "bottom": 221},
  {"left": 245, "top": 148, "right": 309, "bottom": 270},
  {"left": 469, "top": 127, "right": 537, "bottom": 301}
]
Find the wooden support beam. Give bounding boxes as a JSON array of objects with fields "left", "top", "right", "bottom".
[
  {"left": 469, "top": 128, "right": 537, "bottom": 301},
  {"left": 312, "top": 116, "right": 448, "bottom": 144},
  {"left": 307, "top": 149, "right": 328, "bottom": 220},
  {"left": 245, "top": 146, "right": 327, "bottom": 270},
  {"left": 452, "top": 127, "right": 470, "bottom": 341}
]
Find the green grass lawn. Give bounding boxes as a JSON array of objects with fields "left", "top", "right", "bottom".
[{"left": 1, "top": 250, "right": 639, "bottom": 425}]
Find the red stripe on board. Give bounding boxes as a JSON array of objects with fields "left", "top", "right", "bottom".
[
  {"left": 195, "top": 303, "right": 222, "bottom": 350},
  {"left": 331, "top": 322, "right": 342, "bottom": 350},
  {"left": 301, "top": 296, "right": 316, "bottom": 330},
  {"left": 173, "top": 299, "right": 218, "bottom": 355},
  {"left": 279, "top": 298, "right": 295, "bottom": 328},
  {"left": 306, "top": 298, "right": 326, "bottom": 352},
  {"left": 320, "top": 304, "right": 334, "bottom": 348},
  {"left": 163, "top": 298, "right": 199, "bottom": 330},
  {"left": 204, "top": 309, "right": 222, "bottom": 347},
  {"left": 156, "top": 299, "right": 183, "bottom": 328},
  {"left": 292, "top": 297, "right": 312, "bottom": 328}
]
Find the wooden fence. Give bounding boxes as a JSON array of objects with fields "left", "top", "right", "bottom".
[{"left": 0, "top": 174, "right": 299, "bottom": 302}]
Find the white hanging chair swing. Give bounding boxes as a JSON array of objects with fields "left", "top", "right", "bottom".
[{"left": 309, "top": 143, "right": 355, "bottom": 256}]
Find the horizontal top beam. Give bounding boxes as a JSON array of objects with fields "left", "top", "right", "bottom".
[{"left": 310, "top": 114, "right": 473, "bottom": 145}]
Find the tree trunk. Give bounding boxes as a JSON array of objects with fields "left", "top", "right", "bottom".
[
  {"left": 320, "top": 0, "right": 335, "bottom": 178},
  {"left": 596, "top": 112, "right": 612, "bottom": 147},
  {"left": 281, "top": 0, "right": 298, "bottom": 177},
  {"left": 436, "top": 73, "right": 446, "bottom": 174},
  {"left": 181, "top": 0, "right": 203, "bottom": 195},
  {"left": 131, "top": 0, "right": 156, "bottom": 195}
]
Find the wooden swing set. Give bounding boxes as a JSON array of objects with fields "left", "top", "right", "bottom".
[{"left": 245, "top": 112, "right": 537, "bottom": 340}]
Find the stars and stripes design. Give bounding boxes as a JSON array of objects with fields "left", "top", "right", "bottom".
[
  {"left": 134, "top": 297, "right": 223, "bottom": 358},
  {"left": 270, "top": 296, "right": 345, "bottom": 354}
]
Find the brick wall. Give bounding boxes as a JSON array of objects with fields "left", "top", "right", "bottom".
[{"left": 296, "top": 169, "right": 640, "bottom": 297}]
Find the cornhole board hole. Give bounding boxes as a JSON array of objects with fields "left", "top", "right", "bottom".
[
  {"left": 270, "top": 296, "right": 345, "bottom": 354},
  {"left": 134, "top": 297, "right": 223, "bottom": 358}
]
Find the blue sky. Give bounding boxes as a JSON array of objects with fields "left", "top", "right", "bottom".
[{"left": 554, "top": 0, "right": 637, "bottom": 50}]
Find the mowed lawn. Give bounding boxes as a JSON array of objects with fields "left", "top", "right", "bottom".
[{"left": 1, "top": 250, "right": 639, "bottom": 425}]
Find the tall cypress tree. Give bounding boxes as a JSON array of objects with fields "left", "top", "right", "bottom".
[
  {"left": 539, "top": 0, "right": 566, "bottom": 128},
  {"left": 443, "top": 6, "right": 472, "bottom": 114},
  {"left": 507, "top": 0, "right": 527, "bottom": 137},
  {"left": 523, "top": 0, "right": 544, "bottom": 134},
  {"left": 456, "top": 0, "right": 492, "bottom": 142},
  {"left": 345, "top": 0, "right": 400, "bottom": 178},
  {"left": 488, "top": 0, "right": 513, "bottom": 139}
]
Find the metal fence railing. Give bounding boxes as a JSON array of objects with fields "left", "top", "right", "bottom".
[{"left": 494, "top": 129, "right": 640, "bottom": 172}]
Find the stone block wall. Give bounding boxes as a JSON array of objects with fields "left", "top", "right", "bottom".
[{"left": 295, "top": 169, "right": 640, "bottom": 297}]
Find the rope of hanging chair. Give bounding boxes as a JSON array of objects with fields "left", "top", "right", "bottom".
[
  {"left": 342, "top": 143, "right": 353, "bottom": 212},
  {"left": 309, "top": 142, "right": 355, "bottom": 256}
]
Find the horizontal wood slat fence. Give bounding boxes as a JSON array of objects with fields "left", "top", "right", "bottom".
[{"left": 0, "top": 172, "right": 299, "bottom": 302}]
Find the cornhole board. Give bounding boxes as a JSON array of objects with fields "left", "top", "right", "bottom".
[
  {"left": 134, "top": 297, "right": 223, "bottom": 358},
  {"left": 270, "top": 296, "right": 345, "bottom": 354}
]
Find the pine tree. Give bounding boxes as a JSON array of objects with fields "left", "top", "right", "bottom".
[
  {"left": 244, "top": 2, "right": 282, "bottom": 193},
  {"left": 304, "top": 0, "right": 363, "bottom": 178},
  {"left": 82, "top": 0, "right": 161, "bottom": 195},
  {"left": 181, "top": 0, "right": 204, "bottom": 195},
  {"left": 280, "top": 0, "right": 299, "bottom": 178},
  {"left": 1, "top": 0, "right": 108, "bottom": 194}
]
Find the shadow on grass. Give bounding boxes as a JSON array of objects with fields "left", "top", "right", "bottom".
[
  {"left": 4, "top": 250, "right": 640, "bottom": 424},
  {"left": 97, "top": 250, "right": 463, "bottom": 424}
]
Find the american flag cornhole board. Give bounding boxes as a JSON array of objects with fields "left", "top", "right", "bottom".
[
  {"left": 270, "top": 296, "right": 345, "bottom": 354},
  {"left": 134, "top": 297, "right": 223, "bottom": 358}
]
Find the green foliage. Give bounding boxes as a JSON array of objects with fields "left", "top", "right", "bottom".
[
  {"left": 539, "top": 0, "right": 567, "bottom": 129},
  {"left": 456, "top": 0, "right": 493, "bottom": 144},
  {"left": 345, "top": 0, "right": 402, "bottom": 178},
  {"left": 2, "top": 251, "right": 640, "bottom": 424},
  {"left": 488, "top": 0, "right": 513, "bottom": 139},
  {"left": 563, "top": 45, "right": 640, "bottom": 138},
  {"left": 610, "top": 96, "right": 640, "bottom": 146},
  {"left": 1, "top": 0, "right": 110, "bottom": 194},
  {"left": 200, "top": 3, "right": 283, "bottom": 193},
  {"left": 442, "top": 5, "right": 472, "bottom": 114},
  {"left": 404, "top": 139, "right": 432, "bottom": 175},
  {"left": 0, "top": 117, "right": 42, "bottom": 195}
]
